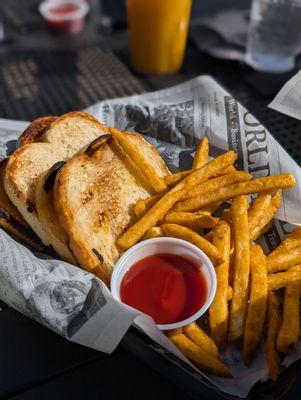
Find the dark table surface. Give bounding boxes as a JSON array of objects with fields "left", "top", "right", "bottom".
[{"left": 0, "top": 1, "right": 301, "bottom": 399}]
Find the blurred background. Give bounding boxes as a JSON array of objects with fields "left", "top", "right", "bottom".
[{"left": 1, "top": 0, "right": 301, "bottom": 165}]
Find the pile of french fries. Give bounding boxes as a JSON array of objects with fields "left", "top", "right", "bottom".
[{"left": 114, "top": 134, "right": 300, "bottom": 380}]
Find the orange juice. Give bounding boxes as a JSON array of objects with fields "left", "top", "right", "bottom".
[{"left": 126, "top": 0, "right": 192, "bottom": 74}]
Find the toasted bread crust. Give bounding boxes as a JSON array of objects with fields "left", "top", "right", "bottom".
[
  {"left": 48, "top": 111, "right": 108, "bottom": 132},
  {"left": 36, "top": 170, "right": 78, "bottom": 265},
  {"left": 0, "top": 158, "right": 29, "bottom": 226},
  {"left": 17, "top": 116, "right": 58, "bottom": 148},
  {"left": 0, "top": 213, "right": 45, "bottom": 252},
  {"left": 53, "top": 132, "right": 168, "bottom": 284}
]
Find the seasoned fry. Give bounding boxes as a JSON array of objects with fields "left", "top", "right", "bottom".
[
  {"left": 183, "top": 323, "right": 219, "bottom": 357},
  {"left": 254, "top": 220, "right": 273, "bottom": 240},
  {"left": 209, "top": 221, "right": 231, "bottom": 345},
  {"left": 117, "top": 151, "right": 237, "bottom": 250},
  {"left": 170, "top": 334, "right": 232, "bottom": 378},
  {"left": 182, "top": 171, "right": 252, "bottom": 201},
  {"left": 174, "top": 174, "right": 296, "bottom": 212},
  {"left": 265, "top": 292, "right": 282, "bottom": 381},
  {"left": 227, "top": 286, "right": 233, "bottom": 301},
  {"left": 110, "top": 128, "right": 167, "bottom": 193},
  {"left": 277, "top": 280, "right": 300, "bottom": 354},
  {"left": 165, "top": 170, "right": 191, "bottom": 187},
  {"left": 268, "top": 266, "right": 301, "bottom": 291},
  {"left": 167, "top": 327, "right": 183, "bottom": 337},
  {"left": 228, "top": 196, "right": 250, "bottom": 341},
  {"left": 133, "top": 194, "right": 162, "bottom": 219},
  {"left": 243, "top": 244, "right": 268, "bottom": 365},
  {"left": 249, "top": 190, "right": 282, "bottom": 241},
  {"left": 141, "top": 227, "right": 163, "bottom": 241},
  {"left": 269, "top": 227, "right": 301, "bottom": 257},
  {"left": 165, "top": 165, "right": 236, "bottom": 187},
  {"left": 201, "top": 201, "right": 222, "bottom": 215},
  {"left": 267, "top": 246, "right": 301, "bottom": 273},
  {"left": 161, "top": 224, "right": 223, "bottom": 264},
  {"left": 164, "top": 211, "right": 218, "bottom": 230},
  {"left": 139, "top": 172, "right": 250, "bottom": 219},
  {"left": 248, "top": 191, "right": 273, "bottom": 228},
  {"left": 193, "top": 137, "right": 209, "bottom": 169}
]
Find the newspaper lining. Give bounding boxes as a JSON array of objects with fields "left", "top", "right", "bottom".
[
  {"left": 0, "top": 75, "right": 300, "bottom": 398},
  {"left": 269, "top": 70, "right": 301, "bottom": 120}
]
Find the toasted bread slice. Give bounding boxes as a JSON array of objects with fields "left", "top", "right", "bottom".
[
  {"left": 4, "top": 112, "right": 110, "bottom": 245},
  {"left": 17, "top": 116, "right": 58, "bottom": 148},
  {"left": 35, "top": 162, "right": 78, "bottom": 265},
  {"left": 0, "top": 158, "right": 28, "bottom": 226},
  {"left": 54, "top": 132, "right": 169, "bottom": 283}
]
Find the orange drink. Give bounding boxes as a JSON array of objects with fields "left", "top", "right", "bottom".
[{"left": 126, "top": 0, "right": 192, "bottom": 74}]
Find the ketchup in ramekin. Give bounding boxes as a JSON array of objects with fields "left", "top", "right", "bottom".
[
  {"left": 39, "top": 1, "right": 89, "bottom": 35},
  {"left": 111, "top": 237, "right": 217, "bottom": 330},
  {"left": 120, "top": 254, "right": 207, "bottom": 325}
]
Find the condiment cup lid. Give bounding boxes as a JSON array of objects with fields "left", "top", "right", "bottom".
[{"left": 111, "top": 237, "right": 217, "bottom": 330}]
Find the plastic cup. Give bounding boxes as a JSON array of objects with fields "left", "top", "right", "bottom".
[
  {"left": 111, "top": 237, "right": 216, "bottom": 330},
  {"left": 126, "top": 0, "right": 192, "bottom": 74}
]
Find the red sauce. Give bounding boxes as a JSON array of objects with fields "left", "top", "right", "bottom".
[
  {"left": 120, "top": 254, "right": 207, "bottom": 324},
  {"left": 49, "top": 4, "right": 79, "bottom": 15}
]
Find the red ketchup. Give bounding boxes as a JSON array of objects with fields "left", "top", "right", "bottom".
[
  {"left": 120, "top": 254, "right": 207, "bottom": 325},
  {"left": 40, "top": 2, "right": 89, "bottom": 35}
]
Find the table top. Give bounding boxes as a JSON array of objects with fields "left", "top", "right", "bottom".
[{"left": 0, "top": 1, "right": 301, "bottom": 399}]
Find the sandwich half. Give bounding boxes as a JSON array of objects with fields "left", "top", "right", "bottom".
[
  {"left": 4, "top": 112, "right": 110, "bottom": 245},
  {"left": 53, "top": 132, "right": 169, "bottom": 283}
]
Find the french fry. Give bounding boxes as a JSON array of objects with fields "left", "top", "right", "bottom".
[
  {"left": 117, "top": 151, "right": 237, "bottom": 250},
  {"left": 249, "top": 190, "right": 282, "bottom": 241},
  {"left": 268, "top": 266, "right": 301, "bottom": 291},
  {"left": 165, "top": 165, "right": 236, "bottom": 187},
  {"left": 170, "top": 333, "right": 232, "bottom": 378},
  {"left": 254, "top": 220, "right": 273, "bottom": 240},
  {"left": 183, "top": 323, "right": 219, "bottom": 358},
  {"left": 201, "top": 201, "right": 222, "bottom": 215},
  {"left": 265, "top": 292, "right": 282, "bottom": 381},
  {"left": 182, "top": 171, "right": 252, "bottom": 201},
  {"left": 227, "top": 286, "right": 233, "bottom": 301},
  {"left": 164, "top": 211, "right": 218, "bottom": 230},
  {"left": 161, "top": 224, "right": 223, "bottom": 264},
  {"left": 267, "top": 246, "right": 301, "bottom": 273},
  {"left": 277, "top": 280, "right": 300, "bottom": 354},
  {"left": 174, "top": 174, "right": 296, "bottom": 212},
  {"left": 228, "top": 196, "right": 250, "bottom": 341},
  {"left": 165, "top": 170, "right": 191, "bottom": 187},
  {"left": 205, "top": 230, "right": 214, "bottom": 242},
  {"left": 133, "top": 194, "right": 162, "bottom": 219},
  {"left": 209, "top": 221, "right": 231, "bottom": 345},
  {"left": 110, "top": 128, "right": 167, "bottom": 193},
  {"left": 248, "top": 191, "right": 273, "bottom": 228},
  {"left": 141, "top": 227, "right": 163, "bottom": 241},
  {"left": 269, "top": 227, "right": 301, "bottom": 257},
  {"left": 193, "top": 137, "right": 209, "bottom": 169},
  {"left": 243, "top": 244, "right": 268, "bottom": 365},
  {"left": 167, "top": 328, "right": 183, "bottom": 337}
]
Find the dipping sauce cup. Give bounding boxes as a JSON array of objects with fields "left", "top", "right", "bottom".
[
  {"left": 39, "top": 0, "right": 89, "bottom": 35},
  {"left": 111, "top": 237, "right": 216, "bottom": 331}
]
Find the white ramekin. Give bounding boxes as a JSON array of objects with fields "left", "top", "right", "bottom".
[
  {"left": 39, "top": 0, "right": 89, "bottom": 22},
  {"left": 111, "top": 237, "right": 217, "bottom": 331}
]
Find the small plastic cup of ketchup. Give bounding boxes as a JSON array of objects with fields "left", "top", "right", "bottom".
[
  {"left": 39, "top": 0, "right": 90, "bottom": 35},
  {"left": 111, "top": 237, "right": 217, "bottom": 330}
]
